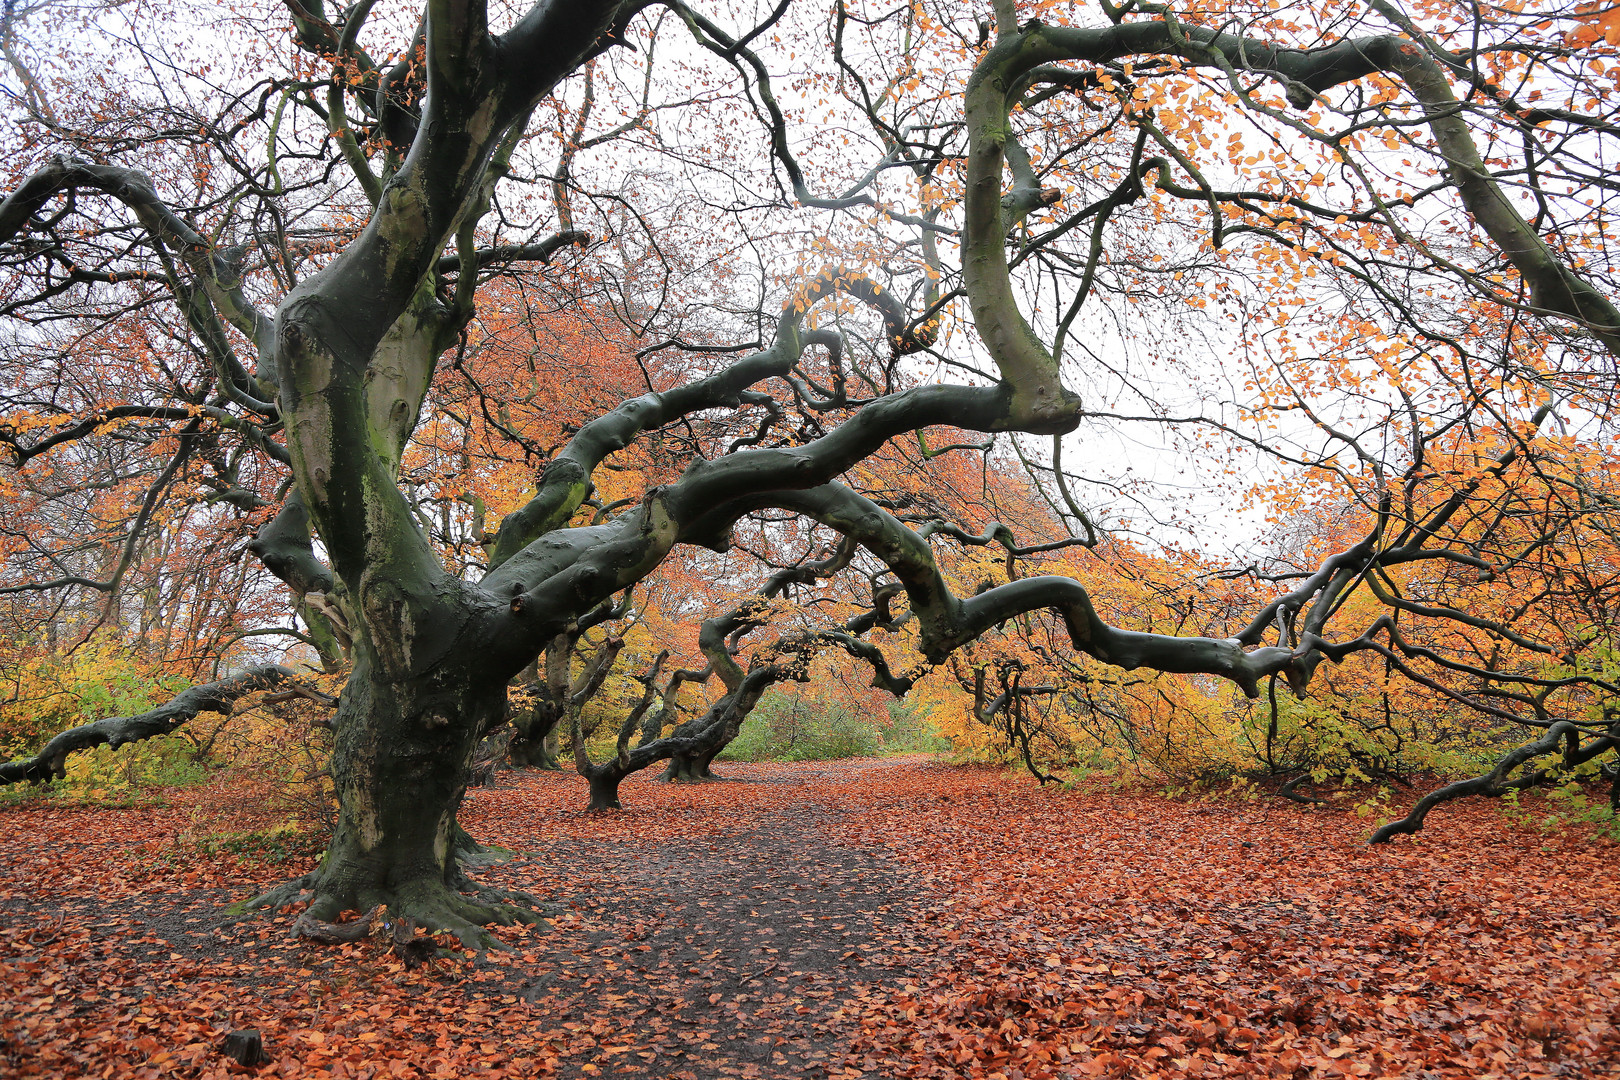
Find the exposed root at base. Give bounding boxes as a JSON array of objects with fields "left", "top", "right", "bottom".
[
  {"left": 233, "top": 873, "right": 543, "bottom": 952},
  {"left": 227, "top": 874, "right": 314, "bottom": 919},
  {"left": 291, "top": 906, "right": 440, "bottom": 968},
  {"left": 452, "top": 874, "right": 556, "bottom": 914},
  {"left": 456, "top": 843, "right": 519, "bottom": 869}
]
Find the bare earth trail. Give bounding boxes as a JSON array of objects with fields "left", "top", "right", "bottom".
[
  {"left": 1, "top": 756, "right": 1617, "bottom": 1079},
  {"left": 457, "top": 758, "right": 942, "bottom": 1078}
]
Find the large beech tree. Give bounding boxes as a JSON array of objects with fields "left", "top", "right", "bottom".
[{"left": 4, "top": 0, "right": 1620, "bottom": 942}]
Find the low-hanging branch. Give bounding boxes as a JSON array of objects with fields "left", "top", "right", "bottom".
[
  {"left": 1371, "top": 722, "right": 1620, "bottom": 843},
  {"left": 707, "top": 483, "right": 1298, "bottom": 698},
  {"left": 486, "top": 267, "right": 938, "bottom": 568},
  {"left": 0, "top": 665, "right": 296, "bottom": 785}
]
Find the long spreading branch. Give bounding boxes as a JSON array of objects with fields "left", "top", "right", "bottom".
[{"left": 0, "top": 665, "right": 294, "bottom": 784}]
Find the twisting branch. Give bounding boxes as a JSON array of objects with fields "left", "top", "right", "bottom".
[
  {"left": 0, "top": 665, "right": 295, "bottom": 784},
  {"left": 615, "top": 650, "right": 669, "bottom": 768},
  {"left": 486, "top": 265, "right": 941, "bottom": 569},
  {"left": 1371, "top": 722, "right": 1619, "bottom": 843},
  {"left": 434, "top": 230, "right": 590, "bottom": 273},
  {"left": 245, "top": 489, "right": 336, "bottom": 599},
  {"left": 969, "top": 663, "right": 1063, "bottom": 784},
  {"left": 0, "top": 156, "right": 276, "bottom": 392},
  {"left": 751, "top": 484, "right": 1296, "bottom": 698}
]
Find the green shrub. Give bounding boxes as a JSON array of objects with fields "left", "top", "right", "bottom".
[
  {"left": 881, "top": 700, "right": 952, "bottom": 754},
  {"left": 0, "top": 640, "right": 201, "bottom": 806},
  {"left": 718, "top": 688, "right": 881, "bottom": 762},
  {"left": 1501, "top": 772, "right": 1620, "bottom": 841}
]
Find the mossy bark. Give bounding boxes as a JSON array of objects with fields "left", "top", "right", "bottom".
[
  {"left": 249, "top": 640, "right": 537, "bottom": 947},
  {"left": 660, "top": 747, "right": 722, "bottom": 783},
  {"left": 508, "top": 692, "right": 566, "bottom": 769},
  {"left": 509, "top": 729, "right": 563, "bottom": 769}
]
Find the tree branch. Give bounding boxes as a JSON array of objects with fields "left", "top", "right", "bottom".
[
  {"left": 1371, "top": 723, "right": 1617, "bottom": 843},
  {"left": 0, "top": 665, "right": 294, "bottom": 784}
]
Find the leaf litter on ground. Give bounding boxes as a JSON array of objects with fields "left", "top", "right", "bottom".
[{"left": 0, "top": 757, "right": 1615, "bottom": 1079}]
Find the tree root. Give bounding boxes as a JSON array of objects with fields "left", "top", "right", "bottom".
[
  {"left": 227, "top": 873, "right": 315, "bottom": 918},
  {"left": 291, "top": 906, "right": 440, "bottom": 968},
  {"left": 456, "top": 846, "right": 518, "bottom": 868},
  {"left": 663, "top": 770, "right": 742, "bottom": 784},
  {"left": 233, "top": 870, "right": 543, "bottom": 952},
  {"left": 448, "top": 869, "right": 554, "bottom": 913},
  {"left": 452, "top": 826, "right": 519, "bottom": 868}
]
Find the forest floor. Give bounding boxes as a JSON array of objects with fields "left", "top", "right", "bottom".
[{"left": 0, "top": 756, "right": 1616, "bottom": 1080}]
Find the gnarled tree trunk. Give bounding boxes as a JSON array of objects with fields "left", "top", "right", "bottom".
[{"left": 660, "top": 746, "right": 723, "bottom": 783}]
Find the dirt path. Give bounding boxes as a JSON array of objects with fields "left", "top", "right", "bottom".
[{"left": 460, "top": 758, "right": 938, "bottom": 1078}]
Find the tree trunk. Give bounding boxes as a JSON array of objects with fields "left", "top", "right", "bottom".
[
  {"left": 661, "top": 745, "right": 723, "bottom": 783},
  {"left": 245, "top": 644, "right": 535, "bottom": 946},
  {"left": 508, "top": 703, "right": 564, "bottom": 769},
  {"left": 508, "top": 732, "right": 561, "bottom": 769},
  {"left": 585, "top": 764, "right": 627, "bottom": 810},
  {"left": 659, "top": 750, "right": 700, "bottom": 782},
  {"left": 508, "top": 656, "right": 568, "bottom": 769},
  {"left": 469, "top": 732, "right": 506, "bottom": 788}
]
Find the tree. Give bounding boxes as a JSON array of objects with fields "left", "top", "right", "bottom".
[{"left": 4, "top": 0, "right": 1620, "bottom": 945}]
